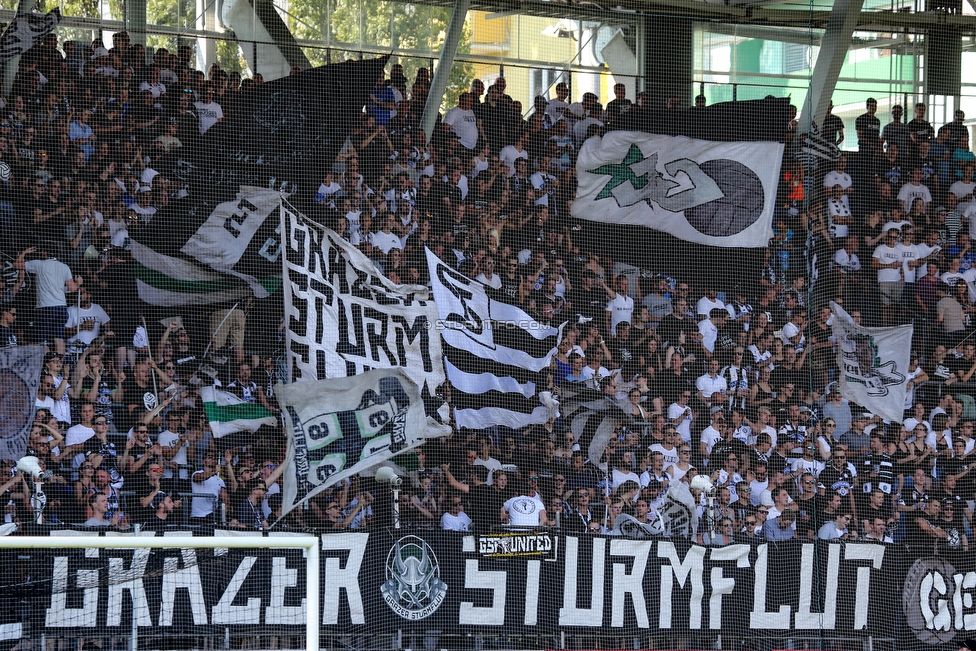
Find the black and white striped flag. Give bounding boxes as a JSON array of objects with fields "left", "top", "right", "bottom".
[
  {"left": 558, "top": 383, "right": 631, "bottom": 472},
  {"left": 425, "top": 248, "right": 562, "bottom": 430}
]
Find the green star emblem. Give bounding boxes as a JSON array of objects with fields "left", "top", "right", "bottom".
[{"left": 587, "top": 144, "right": 655, "bottom": 201}]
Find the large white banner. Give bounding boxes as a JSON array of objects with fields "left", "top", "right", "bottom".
[
  {"left": 830, "top": 301, "right": 913, "bottom": 422},
  {"left": 276, "top": 368, "right": 429, "bottom": 517},
  {"left": 281, "top": 203, "right": 444, "bottom": 394},
  {"left": 573, "top": 131, "right": 784, "bottom": 247}
]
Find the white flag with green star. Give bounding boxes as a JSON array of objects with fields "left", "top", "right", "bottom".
[{"left": 573, "top": 131, "right": 784, "bottom": 247}]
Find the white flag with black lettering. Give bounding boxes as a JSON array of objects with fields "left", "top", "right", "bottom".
[
  {"left": 425, "top": 248, "right": 562, "bottom": 430},
  {"left": 830, "top": 301, "right": 913, "bottom": 422},
  {"left": 573, "top": 131, "right": 783, "bottom": 247},
  {"left": 281, "top": 203, "right": 445, "bottom": 394},
  {"left": 276, "top": 368, "right": 444, "bottom": 518}
]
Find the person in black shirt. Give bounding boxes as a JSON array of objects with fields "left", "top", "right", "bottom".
[
  {"left": 855, "top": 97, "right": 881, "bottom": 155},
  {"left": 440, "top": 463, "right": 497, "bottom": 533},
  {"left": 568, "top": 270, "right": 610, "bottom": 322},
  {"left": 0, "top": 303, "right": 17, "bottom": 346}
]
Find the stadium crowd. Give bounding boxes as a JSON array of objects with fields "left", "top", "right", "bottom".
[{"left": 0, "top": 31, "right": 974, "bottom": 557}]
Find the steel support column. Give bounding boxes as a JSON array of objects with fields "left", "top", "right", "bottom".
[
  {"left": 421, "top": 0, "right": 471, "bottom": 144},
  {"left": 127, "top": 0, "right": 148, "bottom": 47},
  {"left": 798, "top": 0, "right": 864, "bottom": 142}
]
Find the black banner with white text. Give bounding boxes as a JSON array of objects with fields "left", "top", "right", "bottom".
[{"left": 7, "top": 531, "right": 971, "bottom": 643}]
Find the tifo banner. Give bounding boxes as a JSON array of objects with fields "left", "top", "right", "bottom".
[
  {"left": 425, "top": 248, "right": 562, "bottom": 430},
  {"left": 281, "top": 203, "right": 444, "bottom": 393},
  {"left": 0, "top": 345, "right": 44, "bottom": 461},
  {"left": 830, "top": 301, "right": 913, "bottom": 422},
  {"left": 0, "top": 9, "right": 61, "bottom": 64},
  {"left": 573, "top": 131, "right": 784, "bottom": 247},
  {"left": 131, "top": 188, "right": 285, "bottom": 306},
  {"left": 200, "top": 385, "right": 277, "bottom": 438},
  {"left": 12, "top": 531, "right": 927, "bottom": 640},
  {"left": 275, "top": 368, "right": 429, "bottom": 515}
]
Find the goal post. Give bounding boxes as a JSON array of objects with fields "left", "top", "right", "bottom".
[{"left": 0, "top": 534, "right": 320, "bottom": 651}]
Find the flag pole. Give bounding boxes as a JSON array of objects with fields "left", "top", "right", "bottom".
[
  {"left": 142, "top": 315, "right": 157, "bottom": 399},
  {"left": 203, "top": 302, "right": 240, "bottom": 361}
]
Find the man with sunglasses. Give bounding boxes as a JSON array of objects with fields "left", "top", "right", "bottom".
[
  {"left": 190, "top": 452, "right": 228, "bottom": 525},
  {"left": 500, "top": 470, "right": 548, "bottom": 529},
  {"left": 817, "top": 447, "right": 859, "bottom": 517},
  {"left": 440, "top": 494, "right": 472, "bottom": 532}
]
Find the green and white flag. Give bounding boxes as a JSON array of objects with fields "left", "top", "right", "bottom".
[
  {"left": 130, "top": 187, "right": 284, "bottom": 306},
  {"left": 830, "top": 301, "right": 913, "bottom": 423},
  {"left": 201, "top": 385, "right": 278, "bottom": 438},
  {"left": 131, "top": 240, "right": 252, "bottom": 307}
]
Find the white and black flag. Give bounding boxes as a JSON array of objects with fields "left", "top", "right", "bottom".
[
  {"left": 277, "top": 369, "right": 434, "bottom": 521},
  {"left": 281, "top": 203, "right": 444, "bottom": 394},
  {"left": 0, "top": 346, "right": 44, "bottom": 461},
  {"left": 558, "top": 383, "right": 631, "bottom": 472},
  {"left": 425, "top": 248, "right": 562, "bottom": 430},
  {"left": 574, "top": 131, "right": 784, "bottom": 248},
  {"left": 0, "top": 10, "right": 60, "bottom": 64},
  {"left": 830, "top": 301, "right": 913, "bottom": 422}
]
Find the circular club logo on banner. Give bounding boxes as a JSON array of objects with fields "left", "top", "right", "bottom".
[
  {"left": 903, "top": 556, "right": 962, "bottom": 644},
  {"left": 684, "top": 159, "right": 765, "bottom": 237}
]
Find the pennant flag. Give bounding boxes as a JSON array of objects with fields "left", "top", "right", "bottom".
[
  {"left": 830, "top": 301, "right": 913, "bottom": 422},
  {"left": 425, "top": 248, "right": 562, "bottom": 430},
  {"left": 280, "top": 202, "right": 445, "bottom": 394},
  {"left": 276, "top": 368, "right": 438, "bottom": 517},
  {"left": 0, "top": 346, "right": 44, "bottom": 461},
  {"left": 558, "top": 383, "right": 631, "bottom": 472},
  {"left": 573, "top": 97, "right": 791, "bottom": 286},
  {"left": 574, "top": 131, "right": 783, "bottom": 248},
  {"left": 0, "top": 10, "right": 60, "bottom": 64},
  {"left": 200, "top": 385, "right": 277, "bottom": 438}
]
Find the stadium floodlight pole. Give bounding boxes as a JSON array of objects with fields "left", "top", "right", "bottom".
[
  {"left": 419, "top": 0, "right": 472, "bottom": 145},
  {"left": 0, "top": 535, "right": 321, "bottom": 651}
]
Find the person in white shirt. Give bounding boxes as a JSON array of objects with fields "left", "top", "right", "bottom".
[
  {"left": 898, "top": 166, "right": 932, "bottom": 215},
  {"left": 873, "top": 227, "right": 905, "bottom": 325},
  {"left": 696, "top": 359, "right": 728, "bottom": 410},
  {"left": 823, "top": 155, "right": 853, "bottom": 203},
  {"left": 190, "top": 453, "right": 228, "bottom": 521},
  {"left": 443, "top": 92, "right": 481, "bottom": 151},
  {"left": 193, "top": 86, "right": 223, "bottom": 134},
  {"left": 530, "top": 154, "right": 558, "bottom": 209},
  {"left": 475, "top": 257, "right": 502, "bottom": 289},
  {"left": 698, "top": 308, "right": 729, "bottom": 356},
  {"left": 498, "top": 132, "right": 529, "bottom": 178},
  {"left": 545, "top": 82, "right": 571, "bottom": 126},
  {"left": 668, "top": 392, "right": 695, "bottom": 444},
  {"left": 604, "top": 275, "right": 634, "bottom": 337},
  {"left": 827, "top": 184, "right": 853, "bottom": 240},
  {"left": 440, "top": 497, "right": 472, "bottom": 531},
  {"left": 368, "top": 215, "right": 404, "bottom": 256},
  {"left": 65, "top": 287, "right": 112, "bottom": 354},
  {"left": 696, "top": 287, "right": 725, "bottom": 319}
]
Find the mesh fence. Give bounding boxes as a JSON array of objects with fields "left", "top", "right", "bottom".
[{"left": 0, "top": 0, "right": 972, "bottom": 648}]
